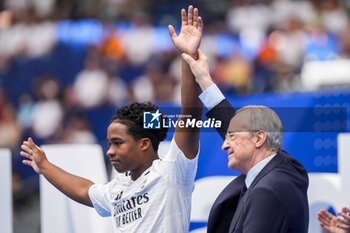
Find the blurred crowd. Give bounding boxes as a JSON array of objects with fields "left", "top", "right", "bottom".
[{"left": 1, "top": 0, "right": 350, "bottom": 232}]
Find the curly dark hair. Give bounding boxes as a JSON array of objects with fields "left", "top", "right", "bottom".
[{"left": 111, "top": 102, "right": 168, "bottom": 152}]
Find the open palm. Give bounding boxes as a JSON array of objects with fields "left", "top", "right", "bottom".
[
  {"left": 20, "top": 137, "right": 47, "bottom": 174},
  {"left": 169, "top": 5, "right": 203, "bottom": 56}
]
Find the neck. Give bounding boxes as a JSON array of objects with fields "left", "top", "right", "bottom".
[
  {"left": 244, "top": 149, "right": 275, "bottom": 174},
  {"left": 130, "top": 152, "right": 159, "bottom": 181}
]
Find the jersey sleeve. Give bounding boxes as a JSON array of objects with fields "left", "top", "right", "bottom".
[
  {"left": 161, "top": 138, "right": 199, "bottom": 186},
  {"left": 88, "top": 182, "right": 112, "bottom": 217}
]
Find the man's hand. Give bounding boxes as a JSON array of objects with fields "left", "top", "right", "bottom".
[
  {"left": 182, "top": 49, "right": 213, "bottom": 91},
  {"left": 20, "top": 137, "right": 48, "bottom": 174},
  {"left": 318, "top": 209, "right": 350, "bottom": 233},
  {"left": 169, "top": 5, "right": 203, "bottom": 57}
]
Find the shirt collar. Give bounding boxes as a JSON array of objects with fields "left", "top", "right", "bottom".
[{"left": 245, "top": 153, "right": 276, "bottom": 189}]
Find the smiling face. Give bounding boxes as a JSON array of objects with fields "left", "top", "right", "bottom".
[
  {"left": 106, "top": 122, "right": 145, "bottom": 176},
  {"left": 221, "top": 110, "right": 257, "bottom": 174}
]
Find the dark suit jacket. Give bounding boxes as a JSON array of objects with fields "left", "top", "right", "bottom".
[{"left": 206, "top": 99, "right": 309, "bottom": 233}]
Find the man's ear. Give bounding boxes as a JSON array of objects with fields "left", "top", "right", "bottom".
[
  {"left": 139, "top": 138, "right": 152, "bottom": 151},
  {"left": 255, "top": 130, "right": 267, "bottom": 148}
]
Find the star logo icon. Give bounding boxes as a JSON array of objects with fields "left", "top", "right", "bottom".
[{"left": 151, "top": 110, "right": 162, "bottom": 122}]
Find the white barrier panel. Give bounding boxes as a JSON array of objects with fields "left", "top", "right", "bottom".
[
  {"left": 301, "top": 59, "right": 350, "bottom": 90},
  {"left": 0, "top": 149, "right": 12, "bottom": 233},
  {"left": 308, "top": 133, "right": 350, "bottom": 233},
  {"left": 40, "top": 144, "right": 113, "bottom": 233},
  {"left": 191, "top": 176, "right": 235, "bottom": 233}
]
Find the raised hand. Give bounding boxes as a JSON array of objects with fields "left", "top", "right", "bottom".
[
  {"left": 169, "top": 5, "right": 203, "bottom": 57},
  {"left": 20, "top": 137, "right": 48, "bottom": 174}
]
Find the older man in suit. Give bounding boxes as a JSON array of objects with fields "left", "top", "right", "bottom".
[
  {"left": 170, "top": 5, "right": 309, "bottom": 233},
  {"left": 202, "top": 96, "right": 309, "bottom": 233}
]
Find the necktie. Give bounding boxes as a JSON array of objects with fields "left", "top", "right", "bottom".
[{"left": 239, "top": 185, "right": 247, "bottom": 200}]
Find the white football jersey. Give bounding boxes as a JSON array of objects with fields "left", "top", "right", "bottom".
[{"left": 88, "top": 138, "right": 198, "bottom": 233}]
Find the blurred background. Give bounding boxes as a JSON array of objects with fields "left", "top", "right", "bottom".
[{"left": 1, "top": 0, "right": 350, "bottom": 232}]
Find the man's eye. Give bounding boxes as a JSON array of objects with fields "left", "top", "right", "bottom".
[{"left": 108, "top": 141, "right": 122, "bottom": 146}]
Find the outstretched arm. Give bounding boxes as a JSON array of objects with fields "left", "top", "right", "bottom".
[
  {"left": 171, "top": 7, "right": 237, "bottom": 140},
  {"left": 181, "top": 49, "right": 214, "bottom": 91},
  {"left": 169, "top": 5, "right": 203, "bottom": 159},
  {"left": 182, "top": 49, "right": 235, "bottom": 140},
  {"left": 21, "top": 137, "right": 94, "bottom": 206}
]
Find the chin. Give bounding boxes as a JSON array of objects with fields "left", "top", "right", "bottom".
[
  {"left": 113, "top": 166, "right": 126, "bottom": 174},
  {"left": 227, "top": 161, "right": 237, "bottom": 170}
]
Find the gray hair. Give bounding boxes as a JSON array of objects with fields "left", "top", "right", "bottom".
[{"left": 236, "top": 105, "right": 283, "bottom": 152}]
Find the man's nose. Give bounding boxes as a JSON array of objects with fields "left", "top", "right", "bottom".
[
  {"left": 222, "top": 140, "right": 229, "bottom": 151},
  {"left": 106, "top": 147, "right": 115, "bottom": 157}
]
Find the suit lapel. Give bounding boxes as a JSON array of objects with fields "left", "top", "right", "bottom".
[
  {"left": 229, "top": 186, "right": 248, "bottom": 232},
  {"left": 212, "top": 174, "right": 245, "bottom": 205}
]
